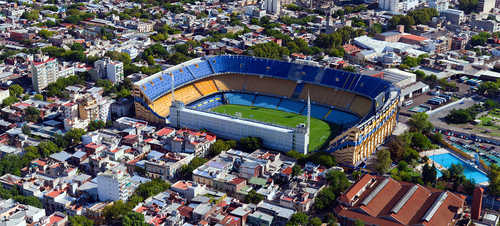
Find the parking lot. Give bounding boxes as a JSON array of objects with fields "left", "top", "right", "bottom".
[
  {"left": 400, "top": 91, "right": 456, "bottom": 114},
  {"left": 434, "top": 128, "right": 500, "bottom": 166}
]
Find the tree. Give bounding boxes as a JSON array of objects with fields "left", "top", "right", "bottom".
[
  {"left": 326, "top": 170, "right": 351, "bottom": 196},
  {"left": 343, "top": 65, "right": 356, "bottom": 72},
  {"left": 26, "top": 107, "right": 41, "bottom": 122},
  {"left": 9, "top": 85, "right": 23, "bottom": 97},
  {"left": 388, "top": 140, "right": 405, "bottom": 162},
  {"left": 397, "top": 161, "right": 409, "bottom": 172},
  {"left": 314, "top": 188, "right": 335, "bottom": 210},
  {"left": 352, "top": 171, "right": 363, "bottom": 180},
  {"left": 446, "top": 108, "right": 477, "bottom": 123},
  {"left": 122, "top": 212, "right": 148, "bottom": 226},
  {"left": 209, "top": 139, "right": 237, "bottom": 156},
  {"left": 355, "top": 220, "right": 366, "bottom": 226},
  {"left": 488, "top": 164, "right": 500, "bottom": 196},
  {"left": 249, "top": 41, "right": 290, "bottom": 60},
  {"left": 178, "top": 157, "right": 208, "bottom": 179},
  {"left": 375, "top": 150, "right": 391, "bottom": 174},
  {"left": 449, "top": 163, "right": 465, "bottom": 181},
  {"left": 432, "top": 132, "right": 443, "bottom": 142},
  {"left": 408, "top": 112, "right": 433, "bottom": 133},
  {"left": 34, "top": 94, "right": 43, "bottom": 100},
  {"left": 22, "top": 125, "right": 31, "bottom": 136},
  {"left": 323, "top": 213, "right": 338, "bottom": 224},
  {"left": 71, "top": 42, "right": 85, "bottom": 51},
  {"left": 411, "top": 133, "right": 432, "bottom": 150},
  {"left": 103, "top": 200, "right": 129, "bottom": 222},
  {"left": 318, "top": 155, "right": 335, "bottom": 167},
  {"left": 459, "top": 0, "right": 479, "bottom": 14},
  {"left": 38, "top": 29, "right": 54, "bottom": 39},
  {"left": 479, "top": 82, "right": 500, "bottom": 96},
  {"left": 240, "top": 137, "right": 262, "bottom": 153},
  {"left": 69, "top": 215, "right": 94, "bottom": 226},
  {"left": 471, "top": 32, "right": 490, "bottom": 46},
  {"left": 169, "top": 52, "right": 189, "bottom": 64},
  {"left": 484, "top": 99, "right": 500, "bottom": 109},
  {"left": 292, "top": 165, "right": 302, "bottom": 178},
  {"left": 244, "top": 190, "right": 264, "bottom": 204},
  {"left": 289, "top": 212, "right": 309, "bottom": 225},
  {"left": 133, "top": 178, "right": 171, "bottom": 200},
  {"left": 308, "top": 217, "right": 322, "bottom": 226},
  {"left": 370, "top": 23, "right": 382, "bottom": 34}
]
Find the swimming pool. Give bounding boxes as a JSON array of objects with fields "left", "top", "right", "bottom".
[{"left": 429, "top": 153, "right": 489, "bottom": 184}]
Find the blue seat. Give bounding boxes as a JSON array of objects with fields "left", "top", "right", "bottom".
[
  {"left": 225, "top": 93, "right": 255, "bottom": 106},
  {"left": 277, "top": 99, "right": 305, "bottom": 114},
  {"left": 253, "top": 95, "right": 281, "bottom": 109},
  {"left": 189, "top": 94, "right": 224, "bottom": 110},
  {"left": 188, "top": 61, "right": 213, "bottom": 78},
  {"left": 324, "top": 109, "right": 360, "bottom": 125},
  {"left": 301, "top": 105, "right": 330, "bottom": 119}
]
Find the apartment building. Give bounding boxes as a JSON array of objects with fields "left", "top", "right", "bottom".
[
  {"left": 31, "top": 55, "right": 75, "bottom": 92},
  {"left": 97, "top": 168, "right": 135, "bottom": 202},
  {"left": 92, "top": 58, "right": 124, "bottom": 84}
]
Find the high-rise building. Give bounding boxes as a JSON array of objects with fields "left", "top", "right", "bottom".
[
  {"left": 478, "top": 0, "right": 495, "bottom": 13},
  {"left": 97, "top": 168, "right": 134, "bottom": 202},
  {"left": 428, "top": 0, "right": 450, "bottom": 12},
  {"left": 264, "top": 0, "right": 280, "bottom": 14},
  {"left": 30, "top": 55, "right": 75, "bottom": 92},
  {"left": 379, "top": 0, "right": 399, "bottom": 12},
  {"left": 92, "top": 58, "right": 124, "bottom": 84}
]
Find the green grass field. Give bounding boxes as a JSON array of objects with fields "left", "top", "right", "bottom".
[{"left": 211, "top": 104, "right": 341, "bottom": 151}]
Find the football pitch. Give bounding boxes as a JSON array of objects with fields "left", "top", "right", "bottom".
[{"left": 211, "top": 104, "right": 341, "bottom": 151}]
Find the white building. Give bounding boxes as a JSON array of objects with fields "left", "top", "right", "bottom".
[
  {"left": 379, "top": 0, "right": 399, "bottom": 12},
  {"left": 121, "top": 48, "right": 138, "bottom": 60},
  {"left": 169, "top": 101, "right": 310, "bottom": 154},
  {"left": 0, "top": 87, "right": 9, "bottom": 104},
  {"left": 30, "top": 55, "right": 75, "bottom": 92},
  {"left": 264, "top": 0, "right": 280, "bottom": 14},
  {"left": 62, "top": 102, "right": 79, "bottom": 119},
  {"left": 97, "top": 168, "right": 134, "bottom": 202},
  {"left": 398, "top": 0, "right": 419, "bottom": 12},
  {"left": 429, "top": 0, "right": 450, "bottom": 12},
  {"left": 478, "top": 0, "right": 495, "bottom": 13},
  {"left": 93, "top": 58, "right": 124, "bottom": 84}
]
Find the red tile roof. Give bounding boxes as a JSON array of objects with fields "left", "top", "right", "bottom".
[
  {"left": 281, "top": 166, "right": 292, "bottom": 175},
  {"left": 227, "top": 177, "right": 245, "bottom": 185},
  {"left": 336, "top": 175, "right": 466, "bottom": 226},
  {"left": 401, "top": 34, "right": 429, "bottom": 42},
  {"left": 157, "top": 127, "right": 175, "bottom": 136}
]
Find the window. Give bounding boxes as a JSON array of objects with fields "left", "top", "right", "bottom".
[
  {"left": 195, "top": 63, "right": 199, "bottom": 68},
  {"left": 179, "top": 68, "right": 183, "bottom": 73},
  {"left": 149, "top": 81, "right": 154, "bottom": 85},
  {"left": 159, "top": 76, "right": 163, "bottom": 81},
  {"left": 142, "top": 85, "right": 146, "bottom": 90}
]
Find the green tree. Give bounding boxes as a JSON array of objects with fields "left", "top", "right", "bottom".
[
  {"left": 38, "top": 29, "right": 55, "bottom": 39},
  {"left": 71, "top": 42, "right": 85, "bottom": 51},
  {"left": 22, "top": 125, "right": 31, "bottom": 136},
  {"left": 209, "top": 139, "right": 237, "bottom": 156},
  {"left": 479, "top": 82, "right": 499, "bottom": 96},
  {"left": 308, "top": 217, "right": 322, "bottom": 226},
  {"left": 375, "top": 150, "right": 391, "bottom": 174},
  {"left": 240, "top": 137, "right": 262, "bottom": 153},
  {"left": 352, "top": 171, "right": 363, "bottom": 180},
  {"left": 122, "top": 212, "right": 149, "bottom": 226},
  {"left": 326, "top": 170, "right": 351, "bottom": 196},
  {"left": 248, "top": 42, "right": 290, "bottom": 60},
  {"left": 292, "top": 165, "right": 302, "bottom": 178},
  {"left": 471, "top": 32, "right": 490, "bottom": 46},
  {"left": 408, "top": 112, "right": 433, "bottom": 133},
  {"left": 69, "top": 215, "right": 95, "bottom": 226},
  {"left": 355, "top": 220, "right": 366, "bottom": 226},
  {"left": 289, "top": 212, "right": 309, "bottom": 225},
  {"left": 9, "top": 85, "right": 23, "bottom": 97},
  {"left": 244, "top": 190, "right": 264, "bottom": 204},
  {"left": 169, "top": 52, "right": 189, "bottom": 64},
  {"left": 411, "top": 133, "right": 432, "bottom": 150},
  {"left": 26, "top": 107, "right": 41, "bottom": 122},
  {"left": 397, "top": 160, "right": 409, "bottom": 172},
  {"left": 34, "top": 94, "right": 43, "bottom": 100},
  {"left": 103, "top": 200, "right": 129, "bottom": 222},
  {"left": 314, "top": 188, "right": 335, "bottom": 210},
  {"left": 459, "top": 0, "right": 479, "bottom": 14},
  {"left": 388, "top": 140, "right": 405, "bottom": 162},
  {"left": 488, "top": 164, "right": 500, "bottom": 196}
]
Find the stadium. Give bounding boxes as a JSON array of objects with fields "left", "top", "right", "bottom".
[{"left": 133, "top": 55, "right": 401, "bottom": 166}]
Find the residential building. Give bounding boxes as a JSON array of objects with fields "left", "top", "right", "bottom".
[
  {"left": 440, "top": 9, "right": 465, "bottom": 25},
  {"left": 334, "top": 174, "right": 467, "bottom": 226},
  {"left": 97, "top": 167, "right": 135, "bottom": 202},
  {"left": 122, "top": 48, "right": 138, "bottom": 60},
  {"left": 145, "top": 152, "right": 195, "bottom": 180},
  {"left": 471, "top": 18, "right": 500, "bottom": 32},
  {"left": 429, "top": 0, "right": 450, "bottom": 11},
  {"left": 248, "top": 211, "right": 274, "bottom": 226},
  {"left": 264, "top": 0, "right": 280, "bottom": 14},
  {"left": 374, "top": 31, "right": 402, "bottom": 43},
  {"left": 86, "top": 202, "right": 113, "bottom": 225},
  {"left": 0, "top": 87, "right": 9, "bottom": 104},
  {"left": 427, "top": 37, "right": 452, "bottom": 54},
  {"left": 91, "top": 58, "right": 124, "bottom": 84},
  {"left": 379, "top": 0, "right": 399, "bottom": 11},
  {"left": 478, "top": 0, "right": 495, "bottom": 13},
  {"left": 30, "top": 55, "right": 75, "bottom": 92},
  {"left": 398, "top": 0, "right": 419, "bottom": 12},
  {"left": 170, "top": 180, "right": 206, "bottom": 201}
]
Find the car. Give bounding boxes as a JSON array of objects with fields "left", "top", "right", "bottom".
[
  {"left": 454, "top": 134, "right": 458, "bottom": 137},
  {"left": 447, "top": 136, "right": 451, "bottom": 139},
  {"left": 490, "top": 146, "right": 496, "bottom": 150}
]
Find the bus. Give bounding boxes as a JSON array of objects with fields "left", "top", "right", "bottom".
[{"left": 403, "top": 100, "right": 413, "bottom": 106}]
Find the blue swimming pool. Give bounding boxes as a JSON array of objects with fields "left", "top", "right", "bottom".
[{"left": 429, "top": 153, "right": 489, "bottom": 184}]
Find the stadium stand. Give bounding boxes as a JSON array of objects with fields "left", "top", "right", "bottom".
[
  {"left": 302, "top": 105, "right": 330, "bottom": 119},
  {"left": 253, "top": 95, "right": 282, "bottom": 109},
  {"left": 324, "top": 109, "right": 360, "bottom": 125},
  {"left": 174, "top": 85, "right": 203, "bottom": 104},
  {"left": 213, "top": 74, "right": 247, "bottom": 91},
  {"left": 225, "top": 93, "right": 256, "bottom": 106},
  {"left": 277, "top": 99, "right": 306, "bottom": 114},
  {"left": 194, "top": 78, "right": 219, "bottom": 95},
  {"left": 151, "top": 93, "right": 173, "bottom": 117},
  {"left": 348, "top": 96, "right": 373, "bottom": 116},
  {"left": 189, "top": 94, "right": 224, "bottom": 110},
  {"left": 187, "top": 61, "right": 214, "bottom": 78},
  {"left": 244, "top": 76, "right": 297, "bottom": 97}
]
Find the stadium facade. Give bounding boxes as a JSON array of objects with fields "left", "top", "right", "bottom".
[
  {"left": 133, "top": 55, "right": 401, "bottom": 165},
  {"left": 169, "top": 100, "right": 310, "bottom": 154}
]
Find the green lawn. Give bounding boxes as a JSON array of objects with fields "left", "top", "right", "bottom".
[{"left": 211, "top": 104, "right": 341, "bottom": 151}]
